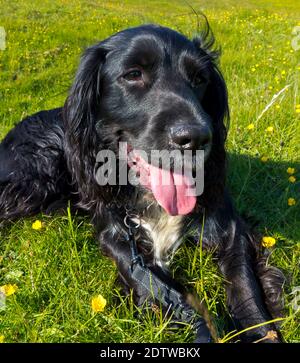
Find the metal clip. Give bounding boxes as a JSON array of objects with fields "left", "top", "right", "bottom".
[{"left": 123, "top": 210, "right": 144, "bottom": 269}]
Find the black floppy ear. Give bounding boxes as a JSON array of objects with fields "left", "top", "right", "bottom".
[
  {"left": 192, "top": 22, "right": 229, "bottom": 144},
  {"left": 63, "top": 44, "right": 107, "bottom": 207},
  {"left": 202, "top": 65, "right": 229, "bottom": 144},
  {"left": 192, "top": 23, "right": 230, "bottom": 209},
  {"left": 198, "top": 64, "right": 229, "bottom": 210},
  {"left": 199, "top": 65, "right": 229, "bottom": 210}
]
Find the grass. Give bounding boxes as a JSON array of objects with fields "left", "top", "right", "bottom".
[{"left": 0, "top": 0, "right": 299, "bottom": 343}]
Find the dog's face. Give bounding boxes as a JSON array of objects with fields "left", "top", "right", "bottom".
[
  {"left": 64, "top": 25, "right": 229, "bottom": 215},
  {"left": 99, "top": 26, "right": 213, "bottom": 159}
]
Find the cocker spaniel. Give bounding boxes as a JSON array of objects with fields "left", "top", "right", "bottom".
[{"left": 0, "top": 23, "right": 284, "bottom": 342}]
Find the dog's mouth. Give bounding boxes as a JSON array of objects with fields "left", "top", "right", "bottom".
[{"left": 128, "top": 150, "right": 197, "bottom": 216}]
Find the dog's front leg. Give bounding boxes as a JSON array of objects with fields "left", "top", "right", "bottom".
[
  {"left": 218, "top": 222, "right": 282, "bottom": 343},
  {"left": 97, "top": 220, "right": 212, "bottom": 342},
  {"left": 98, "top": 226, "right": 151, "bottom": 306}
]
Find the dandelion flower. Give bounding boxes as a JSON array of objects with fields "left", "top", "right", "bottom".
[
  {"left": 275, "top": 105, "right": 280, "bottom": 109},
  {"left": 246, "top": 123, "right": 255, "bottom": 130},
  {"left": 296, "top": 105, "right": 300, "bottom": 113},
  {"left": 91, "top": 294, "right": 107, "bottom": 313},
  {"left": 261, "top": 156, "right": 268, "bottom": 163},
  {"left": 266, "top": 126, "right": 274, "bottom": 133},
  {"left": 262, "top": 236, "right": 276, "bottom": 248},
  {"left": 32, "top": 220, "right": 42, "bottom": 230},
  {"left": 288, "top": 198, "right": 296, "bottom": 206},
  {"left": 251, "top": 67, "right": 256, "bottom": 72},
  {"left": 288, "top": 176, "right": 296, "bottom": 183},
  {"left": 0, "top": 284, "right": 18, "bottom": 297},
  {"left": 0, "top": 335, "right": 4, "bottom": 343},
  {"left": 287, "top": 167, "right": 296, "bottom": 175}
]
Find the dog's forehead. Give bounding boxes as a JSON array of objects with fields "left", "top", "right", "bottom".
[
  {"left": 122, "top": 35, "right": 165, "bottom": 66},
  {"left": 106, "top": 26, "right": 198, "bottom": 67}
]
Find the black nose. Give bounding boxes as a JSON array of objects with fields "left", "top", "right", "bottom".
[{"left": 169, "top": 124, "right": 212, "bottom": 150}]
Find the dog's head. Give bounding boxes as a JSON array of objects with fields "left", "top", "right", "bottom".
[{"left": 64, "top": 24, "right": 229, "bottom": 215}]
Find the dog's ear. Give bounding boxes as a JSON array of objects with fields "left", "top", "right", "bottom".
[
  {"left": 200, "top": 64, "right": 229, "bottom": 210},
  {"left": 63, "top": 43, "right": 108, "bottom": 208},
  {"left": 192, "top": 24, "right": 230, "bottom": 209},
  {"left": 192, "top": 21, "right": 229, "bottom": 144},
  {"left": 199, "top": 64, "right": 229, "bottom": 210},
  {"left": 203, "top": 65, "right": 229, "bottom": 144}
]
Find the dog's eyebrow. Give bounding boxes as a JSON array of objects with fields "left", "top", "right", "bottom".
[
  {"left": 179, "top": 51, "right": 211, "bottom": 79},
  {"left": 121, "top": 38, "right": 163, "bottom": 69}
]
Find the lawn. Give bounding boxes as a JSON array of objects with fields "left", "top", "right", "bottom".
[{"left": 0, "top": 0, "right": 299, "bottom": 343}]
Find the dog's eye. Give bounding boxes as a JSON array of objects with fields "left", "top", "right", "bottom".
[
  {"left": 192, "top": 73, "right": 206, "bottom": 88},
  {"left": 123, "top": 69, "right": 143, "bottom": 82}
]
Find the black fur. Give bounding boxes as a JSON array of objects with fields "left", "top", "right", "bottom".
[{"left": 0, "top": 24, "right": 284, "bottom": 342}]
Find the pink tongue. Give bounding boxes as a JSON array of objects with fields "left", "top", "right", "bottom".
[
  {"left": 132, "top": 154, "right": 196, "bottom": 216},
  {"left": 149, "top": 165, "right": 196, "bottom": 215}
]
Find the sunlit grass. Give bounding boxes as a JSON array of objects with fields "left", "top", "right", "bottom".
[{"left": 0, "top": 0, "right": 299, "bottom": 342}]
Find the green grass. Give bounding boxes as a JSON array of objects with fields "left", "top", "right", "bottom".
[{"left": 0, "top": 0, "right": 299, "bottom": 343}]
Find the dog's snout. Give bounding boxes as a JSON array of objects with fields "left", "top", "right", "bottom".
[{"left": 169, "top": 124, "right": 212, "bottom": 150}]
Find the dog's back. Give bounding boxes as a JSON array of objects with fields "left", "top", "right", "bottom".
[{"left": 0, "top": 108, "right": 71, "bottom": 221}]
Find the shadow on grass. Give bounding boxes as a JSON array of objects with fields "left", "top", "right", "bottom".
[{"left": 227, "top": 152, "right": 299, "bottom": 241}]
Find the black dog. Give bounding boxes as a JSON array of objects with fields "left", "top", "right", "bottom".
[{"left": 0, "top": 24, "right": 284, "bottom": 342}]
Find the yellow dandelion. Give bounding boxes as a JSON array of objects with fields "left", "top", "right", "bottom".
[
  {"left": 0, "top": 284, "right": 18, "bottom": 297},
  {"left": 91, "top": 294, "right": 107, "bottom": 313},
  {"left": 251, "top": 67, "right": 256, "bottom": 72},
  {"left": 287, "top": 167, "right": 296, "bottom": 175},
  {"left": 0, "top": 335, "right": 4, "bottom": 343},
  {"left": 32, "top": 220, "right": 42, "bottom": 230},
  {"left": 281, "top": 70, "right": 286, "bottom": 76},
  {"left": 288, "top": 176, "right": 296, "bottom": 183},
  {"left": 261, "top": 156, "right": 268, "bottom": 163},
  {"left": 288, "top": 198, "right": 296, "bottom": 206},
  {"left": 262, "top": 236, "right": 276, "bottom": 248},
  {"left": 266, "top": 126, "right": 274, "bottom": 133},
  {"left": 246, "top": 123, "right": 255, "bottom": 130},
  {"left": 275, "top": 105, "right": 280, "bottom": 109},
  {"left": 296, "top": 108, "right": 300, "bottom": 114}
]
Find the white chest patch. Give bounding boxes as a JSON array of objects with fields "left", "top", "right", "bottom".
[{"left": 140, "top": 212, "right": 183, "bottom": 266}]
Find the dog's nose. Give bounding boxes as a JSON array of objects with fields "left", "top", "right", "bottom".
[{"left": 169, "top": 125, "right": 212, "bottom": 150}]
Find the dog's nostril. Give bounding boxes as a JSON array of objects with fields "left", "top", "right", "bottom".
[
  {"left": 178, "top": 137, "right": 192, "bottom": 146},
  {"left": 170, "top": 125, "right": 212, "bottom": 150}
]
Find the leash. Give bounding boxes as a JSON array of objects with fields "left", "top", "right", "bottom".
[{"left": 123, "top": 212, "right": 213, "bottom": 343}]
